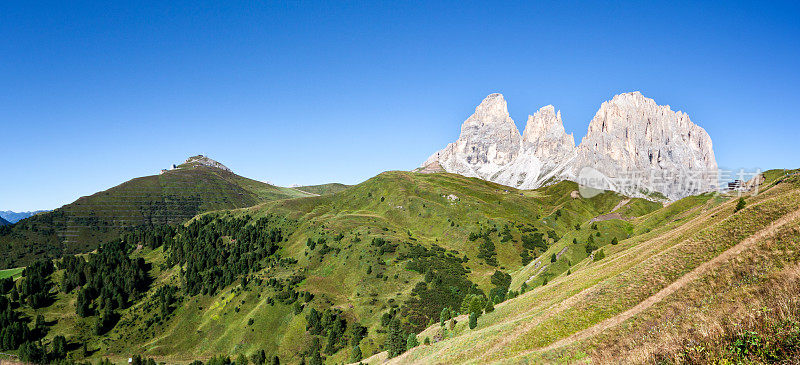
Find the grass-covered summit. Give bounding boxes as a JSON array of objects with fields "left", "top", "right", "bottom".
[{"left": 0, "top": 156, "right": 312, "bottom": 268}]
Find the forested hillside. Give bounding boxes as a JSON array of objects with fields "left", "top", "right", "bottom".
[
  {"left": 4, "top": 169, "right": 798, "bottom": 364},
  {"left": 0, "top": 170, "right": 665, "bottom": 364},
  {"left": 0, "top": 156, "right": 312, "bottom": 269}
]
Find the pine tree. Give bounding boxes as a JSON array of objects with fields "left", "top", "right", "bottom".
[
  {"left": 439, "top": 307, "right": 450, "bottom": 327},
  {"left": 308, "top": 351, "right": 323, "bottom": 365},
  {"left": 387, "top": 318, "right": 405, "bottom": 357},
  {"left": 595, "top": 249, "right": 605, "bottom": 261},
  {"left": 469, "top": 312, "right": 478, "bottom": 329},
  {"left": 735, "top": 197, "right": 746, "bottom": 212},
  {"left": 406, "top": 334, "right": 419, "bottom": 350},
  {"left": 484, "top": 299, "right": 495, "bottom": 313},
  {"left": 350, "top": 345, "right": 362, "bottom": 362},
  {"left": 51, "top": 335, "right": 67, "bottom": 360}
]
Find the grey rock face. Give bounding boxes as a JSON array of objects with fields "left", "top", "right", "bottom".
[
  {"left": 571, "top": 92, "right": 717, "bottom": 200},
  {"left": 423, "top": 94, "right": 522, "bottom": 180},
  {"left": 184, "top": 155, "right": 232, "bottom": 172},
  {"left": 421, "top": 92, "right": 718, "bottom": 200}
]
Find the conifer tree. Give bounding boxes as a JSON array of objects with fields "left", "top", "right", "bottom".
[
  {"left": 735, "top": 197, "right": 746, "bottom": 212},
  {"left": 485, "top": 299, "right": 495, "bottom": 313},
  {"left": 406, "top": 334, "right": 419, "bottom": 350},
  {"left": 350, "top": 345, "right": 362, "bottom": 362},
  {"left": 387, "top": 318, "right": 405, "bottom": 357}
]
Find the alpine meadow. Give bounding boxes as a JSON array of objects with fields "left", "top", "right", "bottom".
[{"left": 2, "top": 2, "right": 800, "bottom": 365}]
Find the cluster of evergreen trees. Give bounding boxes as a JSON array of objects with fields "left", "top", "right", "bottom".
[
  {"left": 469, "top": 226, "right": 499, "bottom": 266},
  {"left": 165, "top": 215, "right": 289, "bottom": 296},
  {"left": 303, "top": 306, "right": 368, "bottom": 362},
  {"left": 18, "top": 259, "right": 55, "bottom": 308},
  {"left": 0, "top": 262, "right": 73, "bottom": 363},
  {"left": 520, "top": 231, "right": 548, "bottom": 265},
  {"left": 489, "top": 270, "right": 511, "bottom": 304},
  {"left": 15, "top": 335, "right": 70, "bottom": 364},
  {"left": 402, "top": 243, "right": 479, "bottom": 332},
  {"left": 122, "top": 225, "right": 176, "bottom": 250},
  {"left": 60, "top": 240, "right": 149, "bottom": 326},
  {"left": 0, "top": 295, "right": 34, "bottom": 351},
  {"left": 382, "top": 312, "right": 421, "bottom": 359}
]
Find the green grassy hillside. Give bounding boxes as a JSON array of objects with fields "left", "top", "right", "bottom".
[
  {"left": 1, "top": 171, "right": 653, "bottom": 364},
  {"left": 0, "top": 157, "right": 312, "bottom": 269},
  {"left": 7, "top": 169, "right": 798, "bottom": 365},
  {"left": 295, "top": 183, "right": 351, "bottom": 196},
  {"left": 371, "top": 169, "right": 800, "bottom": 364}
]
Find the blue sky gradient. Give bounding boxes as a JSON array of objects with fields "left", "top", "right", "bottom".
[{"left": 2, "top": 1, "right": 799, "bottom": 211}]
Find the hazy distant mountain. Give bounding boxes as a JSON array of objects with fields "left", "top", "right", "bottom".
[
  {"left": 0, "top": 216, "right": 10, "bottom": 226},
  {"left": 0, "top": 210, "right": 49, "bottom": 223}
]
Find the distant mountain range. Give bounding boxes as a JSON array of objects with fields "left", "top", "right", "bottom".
[
  {"left": 0, "top": 216, "right": 10, "bottom": 226},
  {"left": 0, "top": 210, "right": 49, "bottom": 223}
]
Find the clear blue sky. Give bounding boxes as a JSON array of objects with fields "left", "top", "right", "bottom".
[{"left": 2, "top": 1, "right": 799, "bottom": 211}]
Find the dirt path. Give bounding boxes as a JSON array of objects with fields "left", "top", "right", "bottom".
[
  {"left": 475, "top": 201, "right": 724, "bottom": 362},
  {"left": 537, "top": 207, "right": 800, "bottom": 352},
  {"left": 611, "top": 198, "right": 631, "bottom": 212},
  {"left": 380, "top": 199, "right": 756, "bottom": 364}
]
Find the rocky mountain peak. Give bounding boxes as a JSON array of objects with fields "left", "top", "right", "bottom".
[
  {"left": 574, "top": 92, "right": 717, "bottom": 199},
  {"left": 184, "top": 155, "right": 232, "bottom": 172},
  {"left": 450, "top": 93, "right": 521, "bottom": 171},
  {"left": 472, "top": 93, "right": 509, "bottom": 119},
  {"left": 522, "top": 105, "right": 575, "bottom": 150},
  {"left": 421, "top": 92, "right": 719, "bottom": 200}
]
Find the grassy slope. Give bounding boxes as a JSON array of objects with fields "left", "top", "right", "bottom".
[
  {"left": 19, "top": 171, "right": 651, "bottom": 364},
  {"left": 381, "top": 170, "right": 800, "bottom": 364},
  {"left": 295, "top": 183, "right": 351, "bottom": 196},
  {"left": 16, "top": 169, "right": 800, "bottom": 364},
  {"left": 0, "top": 267, "right": 23, "bottom": 279},
  {"left": 0, "top": 163, "right": 312, "bottom": 269}
]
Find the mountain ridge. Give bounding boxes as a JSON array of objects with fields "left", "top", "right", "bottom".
[
  {"left": 0, "top": 210, "right": 49, "bottom": 223},
  {"left": 421, "top": 92, "right": 718, "bottom": 201},
  {"left": 0, "top": 155, "right": 313, "bottom": 268}
]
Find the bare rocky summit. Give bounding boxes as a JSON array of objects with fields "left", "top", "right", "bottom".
[
  {"left": 183, "top": 155, "right": 233, "bottom": 172},
  {"left": 420, "top": 91, "right": 718, "bottom": 200}
]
